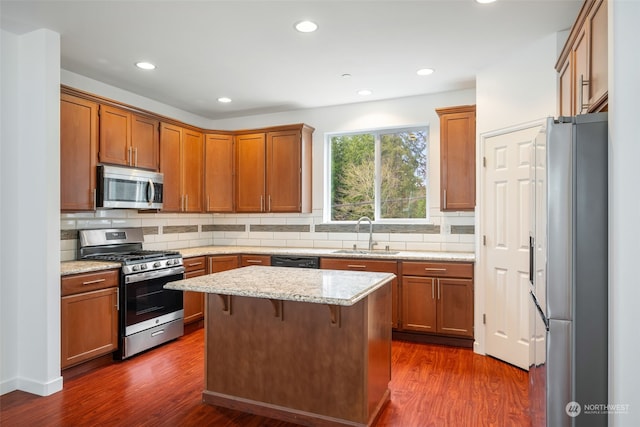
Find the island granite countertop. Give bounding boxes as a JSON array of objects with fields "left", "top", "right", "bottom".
[
  {"left": 164, "top": 265, "right": 395, "bottom": 306},
  {"left": 62, "top": 245, "right": 474, "bottom": 276}
]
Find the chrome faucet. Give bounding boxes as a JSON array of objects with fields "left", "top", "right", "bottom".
[{"left": 355, "top": 216, "right": 376, "bottom": 251}]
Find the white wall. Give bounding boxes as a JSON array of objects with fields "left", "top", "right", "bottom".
[
  {"left": 609, "top": 1, "right": 640, "bottom": 425},
  {"left": 474, "top": 32, "right": 564, "bottom": 355},
  {"left": 0, "top": 29, "right": 63, "bottom": 396}
]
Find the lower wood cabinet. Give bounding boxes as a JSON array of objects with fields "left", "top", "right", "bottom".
[
  {"left": 208, "top": 255, "right": 240, "bottom": 273},
  {"left": 320, "top": 258, "right": 400, "bottom": 329},
  {"left": 61, "top": 269, "right": 119, "bottom": 369},
  {"left": 401, "top": 261, "right": 474, "bottom": 338},
  {"left": 183, "top": 256, "right": 207, "bottom": 324},
  {"left": 240, "top": 254, "right": 271, "bottom": 267}
]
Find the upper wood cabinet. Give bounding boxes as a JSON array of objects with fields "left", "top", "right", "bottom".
[
  {"left": 205, "top": 133, "right": 235, "bottom": 212},
  {"left": 236, "top": 133, "right": 266, "bottom": 212},
  {"left": 557, "top": 0, "right": 608, "bottom": 115},
  {"left": 99, "top": 105, "right": 159, "bottom": 170},
  {"left": 436, "top": 105, "right": 476, "bottom": 212},
  {"left": 235, "top": 125, "right": 313, "bottom": 213},
  {"left": 61, "top": 93, "right": 98, "bottom": 211},
  {"left": 159, "top": 123, "right": 203, "bottom": 212}
]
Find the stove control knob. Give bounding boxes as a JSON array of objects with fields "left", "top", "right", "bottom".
[
  {"left": 153, "top": 262, "right": 161, "bottom": 268},
  {"left": 140, "top": 264, "right": 147, "bottom": 270},
  {"left": 132, "top": 265, "right": 139, "bottom": 272}
]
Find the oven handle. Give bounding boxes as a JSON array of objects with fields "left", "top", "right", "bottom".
[{"left": 124, "top": 266, "right": 185, "bottom": 284}]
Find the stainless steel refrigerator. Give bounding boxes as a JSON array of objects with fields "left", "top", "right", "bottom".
[{"left": 529, "top": 113, "right": 608, "bottom": 427}]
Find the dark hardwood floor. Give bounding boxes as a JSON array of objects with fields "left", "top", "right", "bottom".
[{"left": 1, "top": 328, "right": 530, "bottom": 426}]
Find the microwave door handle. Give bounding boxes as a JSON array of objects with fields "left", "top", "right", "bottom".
[{"left": 148, "top": 179, "right": 155, "bottom": 206}]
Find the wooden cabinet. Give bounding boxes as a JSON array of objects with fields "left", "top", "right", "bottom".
[
  {"left": 60, "top": 93, "right": 98, "bottom": 211},
  {"left": 204, "top": 133, "right": 235, "bottom": 212},
  {"left": 183, "top": 256, "right": 207, "bottom": 324},
  {"left": 320, "top": 258, "right": 400, "bottom": 329},
  {"left": 401, "top": 261, "right": 474, "bottom": 338},
  {"left": 208, "top": 255, "right": 240, "bottom": 273},
  {"left": 235, "top": 124, "right": 313, "bottom": 213},
  {"left": 98, "top": 105, "right": 159, "bottom": 170},
  {"left": 240, "top": 255, "right": 271, "bottom": 267},
  {"left": 436, "top": 105, "right": 476, "bottom": 212},
  {"left": 159, "top": 123, "right": 203, "bottom": 212},
  {"left": 61, "top": 269, "right": 119, "bottom": 369},
  {"left": 557, "top": 0, "right": 608, "bottom": 115}
]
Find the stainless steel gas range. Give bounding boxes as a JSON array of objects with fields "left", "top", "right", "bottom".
[{"left": 78, "top": 228, "right": 185, "bottom": 359}]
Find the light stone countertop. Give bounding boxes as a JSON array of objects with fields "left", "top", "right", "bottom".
[
  {"left": 61, "top": 245, "right": 475, "bottom": 276},
  {"left": 164, "top": 265, "right": 395, "bottom": 306}
]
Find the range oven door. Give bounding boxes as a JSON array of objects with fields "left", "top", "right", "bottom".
[{"left": 122, "top": 267, "right": 184, "bottom": 337}]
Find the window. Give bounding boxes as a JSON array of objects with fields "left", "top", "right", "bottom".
[{"left": 327, "top": 126, "right": 428, "bottom": 221}]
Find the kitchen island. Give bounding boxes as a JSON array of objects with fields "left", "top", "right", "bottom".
[{"left": 165, "top": 265, "right": 395, "bottom": 427}]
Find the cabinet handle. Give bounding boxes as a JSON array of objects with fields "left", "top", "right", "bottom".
[
  {"left": 424, "top": 267, "right": 447, "bottom": 272},
  {"left": 116, "top": 287, "right": 120, "bottom": 311},
  {"left": 207, "top": 195, "right": 210, "bottom": 210},
  {"left": 260, "top": 195, "right": 264, "bottom": 211},
  {"left": 579, "top": 74, "right": 590, "bottom": 114},
  {"left": 82, "top": 278, "right": 106, "bottom": 286},
  {"left": 432, "top": 281, "right": 435, "bottom": 299},
  {"left": 128, "top": 146, "right": 132, "bottom": 166},
  {"left": 134, "top": 147, "right": 138, "bottom": 167},
  {"left": 437, "top": 281, "right": 441, "bottom": 300},
  {"left": 246, "top": 260, "right": 262, "bottom": 264},
  {"left": 185, "top": 194, "right": 189, "bottom": 211},
  {"left": 92, "top": 188, "right": 96, "bottom": 211},
  {"left": 347, "top": 264, "right": 367, "bottom": 269},
  {"left": 188, "top": 262, "right": 203, "bottom": 267},
  {"left": 268, "top": 195, "right": 272, "bottom": 212},
  {"left": 443, "top": 189, "right": 447, "bottom": 209}
]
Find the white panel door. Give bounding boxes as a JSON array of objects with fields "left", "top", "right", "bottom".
[{"left": 482, "top": 124, "right": 541, "bottom": 370}]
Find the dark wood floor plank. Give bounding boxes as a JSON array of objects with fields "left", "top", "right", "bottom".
[{"left": 0, "top": 329, "right": 529, "bottom": 426}]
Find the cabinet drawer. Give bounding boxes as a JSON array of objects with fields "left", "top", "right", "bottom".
[
  {"left": 320, "top": 258, "right": 397, "bottom": 274},
  {"left": 240, "top": 255, "right": 271, "bottom": 267},
  {"left": 61, "top": 269, "right": 119, "bottom": 296},
  {"left": 401, "top": 262, "right": 472, "bottom": 279},
  {"left": 184, "top": 256, "right": 206, "bottom": 273}
]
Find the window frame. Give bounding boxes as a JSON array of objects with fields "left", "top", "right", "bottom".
[{"left": 323, "top": 124, "right": 430, "bottom": 223}]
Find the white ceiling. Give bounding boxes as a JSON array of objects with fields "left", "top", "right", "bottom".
[{"left": 1, "top": 0, "right": 581, "bottom": 119}]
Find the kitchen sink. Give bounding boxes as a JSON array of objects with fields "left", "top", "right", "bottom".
[{"left": 332, "top": 249, "right": 399, "bottom": 255}]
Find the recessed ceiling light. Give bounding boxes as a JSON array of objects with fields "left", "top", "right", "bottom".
[
  {"left": 417, "top": 68, "right": 435, "bottom": 76},
  {"left": 476, "top": 0, "right": 497, "bottom": 4},
  {"left": 357, "top": 89, "right": 372, "bottom": 96},
  {"left": 135, "top": 62, "right": 156, "bottom": 70},
  {"left": 295, "top": 20, "right": 318, "bottom": 33},
  {"left": 217, "top": 97, "right": 232, "bottom": 103}
]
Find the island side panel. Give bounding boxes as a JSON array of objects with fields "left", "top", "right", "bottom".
[{"left": 203, "top": 284, "right": 391, "bottom": 426}]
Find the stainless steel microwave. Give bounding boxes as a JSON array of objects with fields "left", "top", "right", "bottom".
[{"left": 97, "top": 165, "right": 163, "bottom": 209}]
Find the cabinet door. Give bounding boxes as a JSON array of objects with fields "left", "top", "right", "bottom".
[
  {"left": 437, "top": 105, "right": 476, "bottom": 211},
  {"left": 182, "top": 129, "right": 203, "bottom": 212},
  {"left": 99, "top": 105, "right": 131, "bottom": 166},
  {"left": 558, "top": 58, "right": 573, "bottom": 116},
  {"left": 437, "top": 278, "right": 474, "bottom": 337},
  {"left": 61, "top": 94, "right": 98, "bottom": 211},
  {"left": 236, "top": 133, "right": 266, "bottom": 212},
  {"left": 159, "top": 122, "right": 183, "bottom": 212},
  {"left": 588, "top": 0, "right": 608, "bottom": 110},
  {"left": 61, "top": 287, "right": 118, "bottom": 369},
  {"left": 205, "top": 134, "right": 235, "bottom": 212},
  {"left": 573, "top": 26, "right": 589, "bottom": 115},
  {"left": 401, "top": 276, "right": 437, "bottom": 333},
  {"left": 131, "top": 114, "right": 159, "bottom": 171},
  {"left": 209, "top": 255, "right": 239, "bottom": 272},
  {"left": 266, "top": 130, "right": 301, "bottom": 212}
]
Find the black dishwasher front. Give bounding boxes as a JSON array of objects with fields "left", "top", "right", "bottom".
[{"left": 271, "top": 255, "right": 319, "bottom": 269}]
